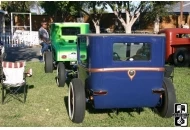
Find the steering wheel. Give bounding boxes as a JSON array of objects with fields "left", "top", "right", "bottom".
[
  {"left": 113, "top": 52, "right": 120, "bottom": 61},
  {"left": 126, "top": 54, "right": 148, "bottom": 61}
]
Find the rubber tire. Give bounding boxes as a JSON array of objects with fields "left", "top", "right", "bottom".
[
  {"left": 173, "top": 48, "right": 190, "bottom": 67},
  {"left": 68, "top": 78, "right": 86, "bottom": 123},
  {"left": 156, "top": 77, "right": 176, "bottom": 118},
  {"left": 57, "top": 62, "right": 66, "bottom": 87},
  {"left": 45, "top": 52, "right": 53, "bottom": 73}
]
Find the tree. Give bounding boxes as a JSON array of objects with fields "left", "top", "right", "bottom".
[
  {"left": 70, "top": 1, "right": 108, "bottom": 33},
  {"left": 1, "top": 1, "right": 36, "bottom": 26},
  {"left": 85, "top": 2, "right": 108, "bottom": 33},
  {"left": 106, "top": 1, "right": 177, "bottom": 33},
  {"left": 141, "top": 1, "right": 177, "bottom": 33},
  {"left": 1, "top": 1, "right": 36, "bottom": 13},
  {"left": 41, "top": 1, "right": 108, "bottom": 33},
  {"left": 40, "top": 1, "right": 78, "bottom": 22},
  {"left": 88, "top": 7, "right": 109, "bottom": 14}
]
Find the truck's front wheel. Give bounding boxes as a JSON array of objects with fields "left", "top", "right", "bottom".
[
  {"left": 173, "top": 48, "right": 190, "bottom": 67},
  {"left": 44, "top": 52, "right": 53, "bottom": 73},
  {"left": 56, "top": 62, "right": 66, "bottom": 87}
]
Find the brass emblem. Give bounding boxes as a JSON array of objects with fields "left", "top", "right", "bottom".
[{"left": 128, "top": 70, "right": 136, "bottom": 81}]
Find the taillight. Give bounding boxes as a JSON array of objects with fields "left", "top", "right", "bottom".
[
  {"left": 61, "top": 55, "right": 67, "bottom": 59},
  {"left": 93, "top": 90, "right": 107, "bottom": 95}
]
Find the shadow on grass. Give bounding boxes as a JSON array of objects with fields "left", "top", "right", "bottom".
[
  {"left": 5, "top": 84, "right": 34, "bottom": 94},
  {"left": 63, "top": 95, "right": 145, "bottom": 119},
  {"left": 63, "top": 77, "right": 146, "bottom": 118},
  {"left": 65, "top": 78, "right": 71, "bottom": 88},
  {"left": 4, "top": 46, "right": 41, "bottom": 62},
  {"left": 86, "top": 104, "right": 145, "bottom": 118},
  {"left": 54, "top": 76, "right": 72, "bottom": 88},
  {"left": 2, "top": 84, "right": 34, "bottom": 104},
  {"left": 64, "top": 96, "right": 69, "bottom": 116},
  {"left": 54, "top": 77, "right": 71, "bottom": 88}
]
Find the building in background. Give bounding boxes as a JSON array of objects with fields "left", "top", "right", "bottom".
[{"left": 165, "top": 1, "right": 190, "bottom": 28}]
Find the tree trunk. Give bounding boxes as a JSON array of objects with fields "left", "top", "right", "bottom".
[
  {"left": 113, "top": 10, "right": 140, "bottom": 34},
  {"left": 92, "top": 19, "right": 100, "bottom": 34},
  {"left": 95, "top": 25, "right": 100, "bottom": 34},
  {"left": 153, "top": 15, "right": 160, "bottom": 34},
  {"left": 124, "top": 24, "right": 132, "bottom": 34},
  {"left": 154, "top": 22, "right": 160, "bottom": 34}
]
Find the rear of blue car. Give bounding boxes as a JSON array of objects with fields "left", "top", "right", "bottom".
[{"left": 87, "top": 35, "right": 166, "bottom": 109}]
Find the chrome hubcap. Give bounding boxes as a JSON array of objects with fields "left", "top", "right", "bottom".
[
  {"left": 178, "top": 55, "right": 184, "bottom": 62},
  {"left": 56, "top": 67, "right": 59, "bottom": 85},
  {"left": 68, "top": 82, "right": 74, "bottom": 119}
]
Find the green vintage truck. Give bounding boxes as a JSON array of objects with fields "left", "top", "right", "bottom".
[{"left": 44, "top": 22, "right": 90, "bottom": 87}]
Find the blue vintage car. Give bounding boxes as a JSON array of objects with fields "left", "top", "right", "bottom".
[{"left": 68, "top": 34, "right": 176, "bottom": 123}]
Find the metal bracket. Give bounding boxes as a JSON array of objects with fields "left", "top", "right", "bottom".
[{"left": 152, "top": 88, "right": 165, "bottom": 94}]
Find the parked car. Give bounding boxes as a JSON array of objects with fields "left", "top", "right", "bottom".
[
  {"left": 67, "top": 34, "right": 176, "bottom": 123},
  {"left": 158, "top": 28, "right": 190, "bottom": 67},
  {"left": 44, "top": 22, "right": 89, "bottom": 87}
]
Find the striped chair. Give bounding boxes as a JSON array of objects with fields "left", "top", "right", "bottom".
[{"left": 1, "top": 61, "right": 32, "bottom": 104}]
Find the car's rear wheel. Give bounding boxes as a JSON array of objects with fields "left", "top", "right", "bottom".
[
  {"left": 156, "top": 77, "right": 176, "bottom": 118},
  {"left": 56, "top": 62, "right": 66, "bottom": 87},
  {"left": 173, "top": 48, "right": 190, "bottom": 67},
  {"left": 45, "top": 52, "right": 53, "bottom": 73},
  {"left": 68, "top": 78, "right": 85, "bottom": 123}
]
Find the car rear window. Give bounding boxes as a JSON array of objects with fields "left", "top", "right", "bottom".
[
  {"left": 113, "top": 42, "right": 151, "bottom": 61},
  {"left": 62, "top": 27, "right": 80, "bottom": 35}
]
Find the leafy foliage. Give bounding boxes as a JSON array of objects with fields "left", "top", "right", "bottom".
[
  {"left": 141, "top": 1, "right": 178, "bottom": 23},
  {"left": 1, "top": 1, "right": 35, "bottom": 13},
  {"left": 105, "top": 1, "right": 177, "bottom": 33},
  {"left": 40, "top": 1, "right": 108, "bottom": 33},
  {"left": 105, "top": 1, "right": 150, "bottom": 33},
  {"left": 40, "top": 1, "right": 80, "bottom": 22},
  {"left": 76, "top": 1, "right": 108, "bottom": 33},
  {"left": 40, "top": 1, "right": 69, "bottom": 16},
  {"left": 1, "top": 1, "right": 37, "bottom": 24},
  {"left": 106, "top": 1, "right": 176, "bottom": 21}
]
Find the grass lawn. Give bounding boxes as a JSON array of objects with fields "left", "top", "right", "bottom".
[{"left": 0, "top": 62, "right": 189, "bottom": 127}]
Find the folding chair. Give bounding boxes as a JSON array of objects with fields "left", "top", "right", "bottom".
[{"left": 1, "top": 61, "right": 32, "bottom": 104}]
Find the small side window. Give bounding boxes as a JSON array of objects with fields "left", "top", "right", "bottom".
[
  {"left": 176, "top": 33, "right": 190, "bottom": 38},
  {"left": 113, "top": 42, "right": 151, "bottom": 61}
]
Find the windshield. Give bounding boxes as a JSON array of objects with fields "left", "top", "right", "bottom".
[{"left": 62, "top": 27, "right": 81, "bottom": 35}]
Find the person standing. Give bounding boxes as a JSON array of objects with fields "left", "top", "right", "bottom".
[{"left": 38, "top": 21, "right": 51, "bottom": 62}]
